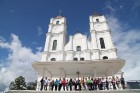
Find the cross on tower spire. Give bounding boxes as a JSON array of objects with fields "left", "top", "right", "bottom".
[{"left": 59, "top": 10, "right": 62, "bottom": 16}]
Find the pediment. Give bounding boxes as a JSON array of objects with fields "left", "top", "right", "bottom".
[{"left": 73, "top": 33, "right": 86, "bottom": 39}]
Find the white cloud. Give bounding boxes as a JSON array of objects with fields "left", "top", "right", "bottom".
[
  {"left": 37, "top": 26, "right": 43, "bottom": 36},
  {"left": 0, "top": 34, "right": 42, "bottom": 92},
  {"left": 107, "top": 15, "right": 140, "bottom": 81},
  {"left": 36, "top": 47, "right": 43, "bottom": 51},
  {"left": 104, "top": 0, "right": 123, "bottom": 15},
  {"left": 0, "top": 36, "right": 5, "bottom": 42},
  {"left": 104, "top": 1, "right": 116, "bottom": 14}
]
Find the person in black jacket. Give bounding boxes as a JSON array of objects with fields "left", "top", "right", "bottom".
[
  {"left": 50, "top": 79, "right": 54, "bottom": 91},
  {"left": 106, "top": 78, "right": 109, "bottom": 90},
  {"left": 77, "top": 78, "right": 81, "bottom": 91},
  {"left": 40, "top": 77, "right": 44, "bottom": 91},
  {"left": 69, "top": 78, "right": 73, "bottom": 91},
  {"left": 120, "top": 76, "right": 125, "bottom": 89}
]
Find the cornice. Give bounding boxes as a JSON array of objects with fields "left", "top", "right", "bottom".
[{"left": 46, "top": 31, "right": 66, "bottom": 36}]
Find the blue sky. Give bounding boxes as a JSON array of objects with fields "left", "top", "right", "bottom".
[
  {"left": 0, "top": 0, "right": 140, "bottom": 92},
  {"left": 0, "top": 0, "right": 139, "bottom": 54}
]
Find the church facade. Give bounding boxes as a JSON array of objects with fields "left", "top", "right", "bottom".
[
  {"left": 32, "top": 12, "right": 125, "bottom": 91},
  {"left": 41, "top": 13, "right": 117, "bottom": 62}
]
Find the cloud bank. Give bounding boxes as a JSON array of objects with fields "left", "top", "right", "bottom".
[
  {"left": 105, "top": 0, "right": 140, "bottom": 81},
  {"left": 0, "top": 34, "right": 42, "bottom": 92},
  {"left": 107, "top": 15, "right": 140, "bottom": 81}
]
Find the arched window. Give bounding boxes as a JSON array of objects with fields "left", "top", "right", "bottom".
[
  {"left": 74, "top": 58, "right": 78, "bottom": 61},
  {"left": 56, "top": 21, "right": 59, "bottom": 24},
  {"left": 96, "top": 19, "right": 99, "bottom": 22},
  {"left": 80, "top": 58, "right": 84, "bottom": 61},
  {"left": 76, "top": 46, "right": 81, "bottom": 51},
  {"left": 51, "top": 58, "right": 56, "bottom": 61},
  {"left": 52, "top": 40, "right": 57, "bottom": 50},
  {"left": 103, "top": 56, "right": 108, "bottom": 59},
  {"left": 100, "top": 38, "right": 105, "bottom": 49}
]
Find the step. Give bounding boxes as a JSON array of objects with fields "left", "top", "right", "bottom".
[{"left": 4, "top": 89, "right": 140, "bottom": 93}]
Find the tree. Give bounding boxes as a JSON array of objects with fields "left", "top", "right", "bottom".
[
  {"left": 26, "top": 81, "right": 37, "bottom": 90},
  {"left": 9, "top": 76, "right": 26, "bottom": 90},
  {"left": 9, "top": 81, "right": 16, "bottom": 90},
  {"left": 9, "top": 76, "right": 37, "bottom": 90}
]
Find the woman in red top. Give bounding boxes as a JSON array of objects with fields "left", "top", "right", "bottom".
[{"left": 62, "top": 78, "right": 66, "bottom": 91}]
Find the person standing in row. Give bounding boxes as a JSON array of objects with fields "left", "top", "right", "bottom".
[
  {"left": 50, "top": 79, "right": 54, "bottom": 91},
  {"left": 40, "top": 77, "right": 44, "bottom": 91},
  {"left": 80, "top": 77, "right": 85, "bottom": 90},
  {"left": 44, "top": 77, "right": 48, "bottom": 91},
  {"left": 93, "top": 78, "right": 98, "bottom": 90},
  {"left": 106, "top": 77, "right": 109, "bottom": 90},
  {"left": 116, "top": 76, "right": 120, "bottom": 90},
  {"left": 112, "top": 77, "right": 116, "bottom": 90},
  {"left": 66, "top": 79, "right": 69, "bottom": 91},
  {"left": 58, "top": 78, "right": 62, "bottom": 91},
  {"left": 69, "top": 78, "right": 73, "bottom": 91},
  {"left": 54, "top": 79, "right": 59, "bottom": 91},
  {"left": 120, "top": 76, "right": 125, "bottom": 89},
  {"left": 78, "top": 78, "right": 82, "bottom": 91},
  {"left": 62, "top": 78, "right": 66, "bottom": 91}
]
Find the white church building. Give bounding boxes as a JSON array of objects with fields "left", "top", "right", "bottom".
[
  {"left": 32, "top": 12, "right": 125, "bottom": 90},
  {"left": 41, "top": 13, "right": 116, "bottom": 61}
]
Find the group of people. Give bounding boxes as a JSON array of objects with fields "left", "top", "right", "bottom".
[{"left": 39, "top": 76, "right": 125, "bottom": 91}]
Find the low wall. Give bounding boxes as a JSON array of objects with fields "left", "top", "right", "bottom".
[{"left": 5, "top": 89, "right": 140, "bottom": 93}]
